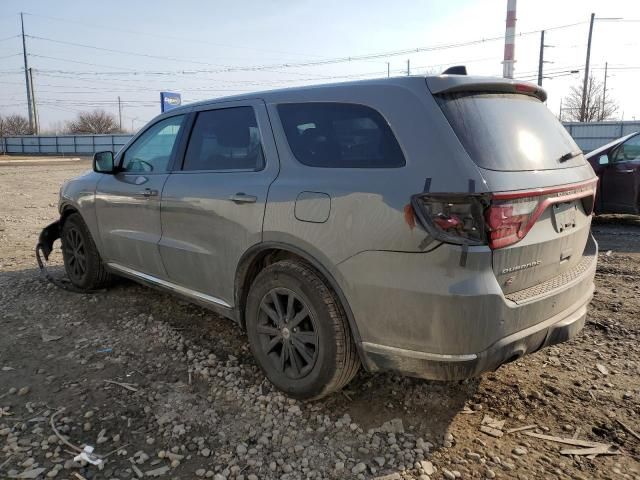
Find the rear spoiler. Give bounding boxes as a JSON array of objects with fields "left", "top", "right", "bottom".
[{"left": 427, "top": 76, "right": 547, "bottom": 102}]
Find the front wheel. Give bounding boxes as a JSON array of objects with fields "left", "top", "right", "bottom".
[
  {"left": 61, "top": 213, "right": 112, "bottom": 290},
  {"left": 245, "top": 260, "right": 360, "bottom": 400}
]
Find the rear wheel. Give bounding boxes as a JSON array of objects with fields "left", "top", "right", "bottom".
[
  {"left": 61, "top": 213, "right": 112, "bottom": 290},
  {"left": 245, "top": 260, "right": 360, "bottom": 400}
]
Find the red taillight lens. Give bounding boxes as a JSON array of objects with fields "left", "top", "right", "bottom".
[
  {"left": 485, "top": 198, "right": 539, "bottom": 249},
  {"left": 411, "top": 194, "right": 489, "bottom": 246}
]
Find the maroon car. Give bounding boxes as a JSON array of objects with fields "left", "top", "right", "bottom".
[{"left": 586, "top": 132, "right": 640, "bottom": 214}]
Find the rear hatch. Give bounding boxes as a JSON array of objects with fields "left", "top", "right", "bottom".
[{"left": 427, "top": 77, "right": 596, "bottom": 296}]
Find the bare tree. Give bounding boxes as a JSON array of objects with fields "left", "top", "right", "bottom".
[
  {"left": 561, "top": 76, "right": 617, "bottom": 122},
  {"left": 65, "top": 109, "right": 121, "bottom": 134},
  {"left": 0, "top": 114, "right": 33, "bottom": 136}
]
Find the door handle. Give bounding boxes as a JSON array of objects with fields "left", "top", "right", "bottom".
[
  {"left": 619, "top": 169, "right": 634, "bottom": 173},
  {"left": 228, "top": 193, "right": 257, "bottom": 204},
  {"left": 138, "top": 188, "right": 158, "bottom": 198}
]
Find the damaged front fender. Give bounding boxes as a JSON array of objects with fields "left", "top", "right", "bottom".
[{"left": 37, "top": 220, "right": 61, "bottom": 261}]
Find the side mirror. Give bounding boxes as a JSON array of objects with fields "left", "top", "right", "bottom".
[
  {"left": 598, "top": 154, "right": 609, "bottom": 165},
  {"left": 93, "top": 151, "right": 116, "bottom": 173}
]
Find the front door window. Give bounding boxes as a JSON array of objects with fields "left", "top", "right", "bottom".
[{"left": 121, "top": 115, "right": 184, "bottom": 173}]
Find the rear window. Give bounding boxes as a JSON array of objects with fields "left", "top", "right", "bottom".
[
  {"left": 436, "top": 93, "right": 584, "bottom": 171},
  {"left": 277, "top": 102, "right": 405, "bottom": 168}
]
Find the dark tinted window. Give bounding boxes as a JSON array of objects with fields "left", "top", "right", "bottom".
[
  {"left": 436, "top": 93, "right": 584, "bottom": 171},
  {"left": 612, "top": 135, "right": 640, "bottom": 163},
  {"left": 278, "top": 103, "right": 405, "bottom": 168},
  {"left": 183, "top": 107, "right": 264, "bottom": 171}
]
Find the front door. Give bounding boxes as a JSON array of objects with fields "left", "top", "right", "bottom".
[
  {"left": 602, "top": 135, "right": 640, "bottom": 213},
  {"left": 95, "top": 114, "right": 186, "bottom": 277},
  {"left": 159, "top": 101, "right": 279, "bottom": 306}
]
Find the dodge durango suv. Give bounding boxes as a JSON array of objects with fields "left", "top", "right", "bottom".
[{"left": 39, "top": 72, "right": 598, "bottom": 400}]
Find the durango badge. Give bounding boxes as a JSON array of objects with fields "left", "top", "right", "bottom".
[{"left": 501, "top": 260, "right": 542, "bottom": 275}]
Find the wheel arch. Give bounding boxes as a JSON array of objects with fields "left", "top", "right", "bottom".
[{"left": 234, "top": 241, "right": 366, "bottom": 364}]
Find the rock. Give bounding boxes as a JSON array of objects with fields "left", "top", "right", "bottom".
[
  {"left": 596, "top": 364, "right": 609, "bottom": 375},
  {"left": 512, "top": 447, "right": 527, "bottom": 456},
  {"left": 442, "top": 469, "right": 455, "bottom": 480},
  {"left": 420, "top": 461, "right": 435, "bottom": 475},
  {"left": 17, "top": 467, "right": 46, "bottom": 479},
  {"left": 380, "top": 418, "right": 405, "bottom": 434},
  {"left": 196, "top": 469, "right": 206, "bottom": 477},
  {"left": 17, "top": 386, "right": 30, "bottom": 396},
  {"left": 335, "top": 461, "right": 344, "bottom": 471},
  {"left": 145, "top": 465, "right": 171, "bottom": 477},
  {"left": 201, "top": 448, "right": 211, "bottom": 457},
  {"left": 352, "top": 462, "right": 367, "bottom": 474},
  {"left": 373, "top": 474, "right": 401, "bottom": 480},
  {"left": 236, "top": 444, "right": 247, "bottom": 455},
  {"left": 373, "top": 457, "right": 386, "bottom": 467}
]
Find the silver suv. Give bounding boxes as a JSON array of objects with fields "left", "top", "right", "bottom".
[{"left": 39, "top": 73, "right": 598, "bottom": 400}]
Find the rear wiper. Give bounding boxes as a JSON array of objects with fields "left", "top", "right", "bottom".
[{"left": 558, "top": 150, "right": 582, "bottom": 163}]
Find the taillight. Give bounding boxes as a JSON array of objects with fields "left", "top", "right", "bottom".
[
  {"left": 411, "top": 194, "right": 489, "bottom": 246},
  {"left": 485, "top": 198, "right": 539, "bottom": 249},
  {"left": 411, "top": 179, "right": 597, "bottom": 249}
]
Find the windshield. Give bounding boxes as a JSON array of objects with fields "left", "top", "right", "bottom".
[{"left": 436, "top": 92, "right": 585, "bottom": 171}]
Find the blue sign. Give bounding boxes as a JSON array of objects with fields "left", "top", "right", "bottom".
[{"left": 160, "top": 92, "right": 181, "bottom": 112}]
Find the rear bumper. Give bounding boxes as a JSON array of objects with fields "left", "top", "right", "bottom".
[
  {"left": 360, "top": 291, "right": 589, "bottom": 380},
  {"left": 337, "top": 234, "right": 597, "bottom": 380}
]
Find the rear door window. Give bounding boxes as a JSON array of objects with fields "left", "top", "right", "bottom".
[
  {"left": 183, "top": 107, "right": 264, "bottom": 171},
  {"left": 436, "top": 93, "right": 585, "bottom": 171},
  {"left": 277, "top": 102, "right": 405, "bottom": 168}
]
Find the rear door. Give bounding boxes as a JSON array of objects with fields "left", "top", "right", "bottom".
[
  {"left": 601, "top": 135, "right": 640, "bottom": 213},
  {"left": 158, "top": 100, "right": 279, "bottom": 306},
  {"left": 95, "top": 114, "right": 185, "bottom": 277},
  {"left": 434, "top": 88, "right": 596, "bottom": 294}
]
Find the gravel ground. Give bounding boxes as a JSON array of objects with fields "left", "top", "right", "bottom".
[{"left": 1, "top": 161, "right": 639, "bottom": 480}]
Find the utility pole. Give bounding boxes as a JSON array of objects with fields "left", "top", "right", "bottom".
[
  {"left": 502, "top": 0, "right": 517, "bottom": 78},
  {"left": 28, "top": 68, "right": 38, "bottom": 134},
  {"left": 559, "top": 98, "right": 563, "bottom": 122},
  {"left": 580, "top": 13, "right": 595, "bottom": 122},
  {"left": 407, "top": 59, "right": 410, "bottom": 76},
  {"left": 601, "top": 61, "right": 608, "bottom": 121},
  {"left": 20, "top": 12, "right": 34, "bottom": 133},
  {"left": 537, "top": 30, "right": 545, "bottom": 86},
  {"left": 118, "top": 96, "right": 122, "bottom": 131}
]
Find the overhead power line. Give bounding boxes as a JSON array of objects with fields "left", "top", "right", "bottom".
[
  {"left": 0, "top": 35, "right": 20, "bottom": 43},
  {"left": 23, "top": 20, "right": 588, "bottom": 76},
  {"left": 21, "top": 11, "right": 340, "bottom": 61}
]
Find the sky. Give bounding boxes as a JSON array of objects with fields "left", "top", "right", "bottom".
[{"left": 0, "top": 0, "right": 639, "bottom": 132}]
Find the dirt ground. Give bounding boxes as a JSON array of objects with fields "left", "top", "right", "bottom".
[{"left": 0, "top": 160, "right": 639, "bottom": 480}]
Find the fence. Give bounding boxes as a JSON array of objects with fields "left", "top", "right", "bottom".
[
  {"left": 0, "top": 134, "right": 133, "bottom": 155},
  {"left": 2, "top": 121, "right": 640, "bottom": 156},
  {"left": 563, "top": 121, "right": 640, "bottom": 153}
]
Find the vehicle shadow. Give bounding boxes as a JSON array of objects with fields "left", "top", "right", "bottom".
[
  {"left": 5, "top": 264, "right": 480, "bottom": 460},
  {"left": 321, "top": 371, "right": 480, "bottom": 447}
]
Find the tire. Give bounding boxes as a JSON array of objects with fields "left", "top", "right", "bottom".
[
  {"left": 61, "top": 213, "right": 112, "bottom": 290},
  {"left": 245, "top": 260, "right": 360, "bottom": 400}
]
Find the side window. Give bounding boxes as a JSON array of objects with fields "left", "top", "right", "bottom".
[
  {"left": 183, "top": 107, "right": 264, "bottom": 171},
  {"left": 277, "top": 102, "right": 405, "bottom": 168},
  {"left": 613, "top": 136, "right": 640, "bottom": 163},
  {"left": 121, "top": 115, "right": 184, "bottom": 173}
]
